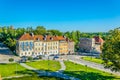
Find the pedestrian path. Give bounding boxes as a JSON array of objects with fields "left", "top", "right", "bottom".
[
  {"left": 20, "top": 63, "right": 80, "bottom": 80},
  {"left": 57, "top": 60, "right": 66, "bottom": 73},
  {"left": 68, "top": 58, "right": 120, "bottom": 76}
]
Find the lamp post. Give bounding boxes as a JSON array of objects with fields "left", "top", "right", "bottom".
[
  {"left": 91, "top": 47, "right": 93, "bottom": 60},
  {"left": 16, "top": 60, "right": 18, "bottom": 76}
]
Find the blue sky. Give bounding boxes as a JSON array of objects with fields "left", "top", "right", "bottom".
[{"left": 0, "top": 0, "right": 120, "bottom": 32}]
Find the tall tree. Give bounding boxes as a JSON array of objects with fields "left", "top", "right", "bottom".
[
  {"left": 102, "top": 28, "right": 120, "bottom": 71},
  {"left": 34, "top": 26, "right": 46, "bottom": 35},
  {"left": 47, "top": 29, "right": 62, "bottom": 36}
]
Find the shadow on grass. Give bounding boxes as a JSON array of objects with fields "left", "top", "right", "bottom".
[
  {"left": 0, "top": 63, "right": 8, "bottom": 65},
  {"left": 15, "top": 69, "right": 36, "bottom": 75},
  {"left": 3, "top": 75, "right": 64, "bottom": 80},
  {"left": 64, "top": 71, "right": 120, "bottom": 80}
]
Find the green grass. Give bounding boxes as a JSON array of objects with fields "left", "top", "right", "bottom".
[
  {"left": 82, "top": 56, "right": 103, "bottom": 64},
  {"left": 26, "top": 60, "right": 61, "bottom": 71},
  {"left": 0, "top": 63, "right": 34, "bottom": 77},
  {"left": 3, "top": 75, "right": 64, "bottom": 80},
  {"left": 64, "top": 61, "right": 120, "bottom": 80}
]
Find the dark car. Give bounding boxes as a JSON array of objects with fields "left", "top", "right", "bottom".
[
  {"left": 53, "top": 55, "right": 59, "bottom": 60},
  {"left": 20, "top": 56, "right": 28, "bottom": 62}
]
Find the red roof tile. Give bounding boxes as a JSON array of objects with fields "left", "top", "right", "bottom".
[
  {"left": 94, "top": 36, "right": 104, "bottom": 43},
  {"left": 18, "top": 33, "right": 71, "bottom": 42}
]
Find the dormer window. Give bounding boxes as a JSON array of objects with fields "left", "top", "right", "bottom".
[
  {"left": 63, "top": 35, "right": 66, "bottom": 38},
  {"left": 37, "top": 38, "right": 40, "bottom": 41},
  {"left": 50, "top": 37, "right": 53, "bottom": 40},
  {"left": 44, "top": 37, "right": 46, "bottom": 41}
]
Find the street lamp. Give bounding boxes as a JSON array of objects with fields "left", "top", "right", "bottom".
[{"left": 15, "top": 60, "right": 18, "bottom": 76}]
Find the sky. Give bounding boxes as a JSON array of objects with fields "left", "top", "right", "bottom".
[{"left": 0, "top": 0, "right": 120, "bottom": 32}]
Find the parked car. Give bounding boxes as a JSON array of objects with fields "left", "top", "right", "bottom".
[
  {"left": 53, "top": 55, "right": 59, "bottom": 60},
  {"left": 20, "top": 56, "right": 28, "bottom": 62}
]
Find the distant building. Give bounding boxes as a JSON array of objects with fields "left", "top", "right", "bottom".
[
  {"left": 79, "top": 36, "right": 104, "bottom": 53},
  {"left": 66, "top": 38, "right": 75, "bottom": 54},
  {"left": 16, "top": 33, "right": 74, "bottom": 57},
  {"left": 79, "top": 38, "right": 95, "bottom": 52},
  {"left": 94, "top": 36, "right": 104, "bottom": 53}
]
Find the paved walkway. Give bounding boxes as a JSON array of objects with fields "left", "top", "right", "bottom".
[
  {"left": 20, "top": 63, "right": 80, "bottom": 80},
  {"left": 57, "top": 60, "right": 66, "bottom": 73},
  {"left": 64, "top": 55, "right": 120, "bottom": 76}
]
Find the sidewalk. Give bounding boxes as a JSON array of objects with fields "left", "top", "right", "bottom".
[
  {"left": 57, "top": 60, "right": 66, "bottom": 73},
  {"left": 68, "top": 58, "right": 120, "bottom": 76}
]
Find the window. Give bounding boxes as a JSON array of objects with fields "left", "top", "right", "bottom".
[
  {"left": 21, "top": 53, "right": 23, "bottom": 56},
  {"left": 25, "top": 52, "right": 27, "bottom": 55},
  {"left": 26, "top": 42, "right": 28, "bottom": 46},
  {"left": 30, "top": 42, "right": 33, "bottom": 46}
]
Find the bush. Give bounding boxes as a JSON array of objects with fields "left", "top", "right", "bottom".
[
  {"left": 28, "top": 56, "right": 33, "bottom": 61},
  {"left": 38, "top": 55, "right": 42, "bottom": 59},
  {"left": 9, "top": 58, "right": 14, "bottom": 62}
]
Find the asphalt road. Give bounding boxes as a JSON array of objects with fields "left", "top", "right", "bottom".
[
  {"left": 0, "top": 42, "right": 20, "bottom": 63},
  {"left": 60, "top": 55, "right": 120, "bottom": 76}
]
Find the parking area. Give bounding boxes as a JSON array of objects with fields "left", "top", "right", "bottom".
[{"left": 0, "top": 42, "right": 20, "bottom": 63}]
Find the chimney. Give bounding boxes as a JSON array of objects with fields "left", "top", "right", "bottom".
[
  {"left": 63, "top": 35, "right": 66, "bottom": 38},
  {"left": 55, "top": 35, "right": 57, "bottom": 37},
  {"left": 37, "top": 38, "right": 40, "bottom": 41},
  {"left": 30, "top": 32, "right": 34, "bottom": 37}
]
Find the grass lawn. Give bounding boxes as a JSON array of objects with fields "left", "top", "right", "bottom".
[
  {"left": 3, "top": 75, "right": 64, "bottom": 80},
  {"left": 26, "top": 60, "right": 61, "bottom": 71},
  {"left": 82, "top": 56, "right": 103, "bottom": 64},
  {"left": 0, "top": 63, "right": 34, "bottom": 77},
  {"left": 64, "top": 61, "right": 120, "bottom": 80}
]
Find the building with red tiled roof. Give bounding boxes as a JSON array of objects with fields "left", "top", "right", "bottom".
[
  {"left": 94, "top": 36, "right": 104, "bottom": 44},
  {"left": 16, "top": 33, "right": 74, "bottom": 57},
  {"left": 79, "top": 36, "right": 104, "bottom": 53}
]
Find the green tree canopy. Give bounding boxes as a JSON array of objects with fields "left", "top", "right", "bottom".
[
  {"left": 102, "top": 28, "right": 120, "bottom": 71},
  {"left": 47, "top": 29, "right": 62, "bottom": 36},
  {"left": 34, "top": 26, "right": 46, "bottom": 35}
]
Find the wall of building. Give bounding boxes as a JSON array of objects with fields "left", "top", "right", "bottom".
[
  {"left": 17, "top": 40, "right": 34, "bottom": 57},
  {"left": 59, "top": 41, "right": 68, "bottom": 54},
  {"left": 68, "top": 42, "right": 74, "bottom": 54},
  {"left": 79, "top": 38, "right": 95, "bottom": 52},
  {"left": 16, "top": 33, "right": 75, "bottom": 57}
]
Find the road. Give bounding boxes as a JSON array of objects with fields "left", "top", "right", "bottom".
[
  {"left": 61, "top": 55, "right": 120, "bottom": 76},
  {"left": 0, "top": 42, "right": 20, "bottom": 63}
]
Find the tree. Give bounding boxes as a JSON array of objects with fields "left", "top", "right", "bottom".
[
  {"left": 64, "top": 31, "right": 71, "bottom": 39},
  {"left": 76, "top": 30, "right": 80, "bottom": 40},
  {"left": 47, "top": 30, "right": 62, "bottom": 36},
  {"left": 28, "top": 56, "right": 33, "bottom": 61},
  {"left": 34, "top": 26, "right": 46, "bottom": 35},
  {"left": 102, "top": 28, "right": 120, "bottom": 71},
  {"left": 9, "top": 58, "right": 14, "bottom": 62}
]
